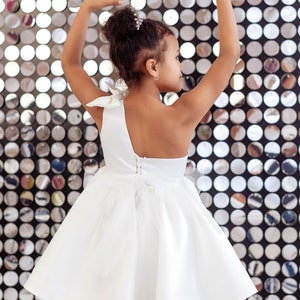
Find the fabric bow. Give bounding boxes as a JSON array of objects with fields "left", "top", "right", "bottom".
[{"left": 87, "top": 79, "right": 128, "bottom": 108}]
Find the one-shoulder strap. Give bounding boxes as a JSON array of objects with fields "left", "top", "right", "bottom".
[
  {"left": 86, "top": 95, "right": 121, "bottom": 108},
  {"left": 86, "top": 79, "right": 128, "bottom": 109}
]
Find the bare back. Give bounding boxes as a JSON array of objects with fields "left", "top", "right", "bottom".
[{"left": 115, "top": 98, "right": 193, "bottom": 159}]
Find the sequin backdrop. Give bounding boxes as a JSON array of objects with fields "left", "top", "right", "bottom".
[{"left": 0, "top": 0, "right": 299, "bottom": 299}]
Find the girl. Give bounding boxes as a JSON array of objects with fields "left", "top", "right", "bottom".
[{"left": 25, "top": 0, "right": 257, "bottom": 299}]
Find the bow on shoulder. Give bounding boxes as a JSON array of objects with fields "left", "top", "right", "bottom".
[{"left": 87, "top": 79, "right": 128, "bottom": 108}]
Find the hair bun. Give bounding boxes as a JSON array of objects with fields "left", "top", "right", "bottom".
[{"left": 103, "top": 6, "right": 143, "bottom": 42}]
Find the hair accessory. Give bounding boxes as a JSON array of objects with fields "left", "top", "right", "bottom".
[{"left": 130, "top": 6, "right": 143, "bottom": 31}]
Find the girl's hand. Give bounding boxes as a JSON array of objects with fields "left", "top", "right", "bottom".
[{"left": 83, "top": 0, "right": 122, "bottom": 11}]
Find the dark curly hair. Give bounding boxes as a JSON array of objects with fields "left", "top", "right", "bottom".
[{"left": 102, "top": 6, "right": 174, "bottom": 86}]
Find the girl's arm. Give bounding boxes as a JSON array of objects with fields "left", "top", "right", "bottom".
[
  {"left": 61, "top": 0, "right": 121, "bottom": 122},
  {"left": 174, "top": 0, "right": 240, "bottom": 127}
]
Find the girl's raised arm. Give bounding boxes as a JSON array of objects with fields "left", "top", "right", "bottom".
[
  {"left": 61, "top": 0, "right": 121, "bottom": 118},
  {"left": 175, "top": 0, "right": 240, "bottom": 128}
]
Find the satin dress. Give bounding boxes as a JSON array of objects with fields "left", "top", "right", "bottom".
[{"left": 24, "top": 94, "right": 257, "bottom": 300}]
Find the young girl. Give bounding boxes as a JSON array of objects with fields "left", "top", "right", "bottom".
[{"left": 25, "top": 0, "right": 257, "bottom": 299}]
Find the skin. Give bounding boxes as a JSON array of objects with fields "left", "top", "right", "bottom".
[{"left": 61, "top": 0, "right": 240, "bottom": 159}]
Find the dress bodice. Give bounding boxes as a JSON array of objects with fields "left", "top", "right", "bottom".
[{"left": 99, "top": 101, "right": 187, "bottom": 185}]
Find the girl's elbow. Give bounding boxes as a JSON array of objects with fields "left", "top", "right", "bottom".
[
  {"left": 61, "top": 56, "right": 75, "bottom": 74},
  {"left": 228, "top": 41, "right": 240, "bottom": 61},
  {"left": 221, "top": 45, "right": 240, "bottom": 63},
  {"left": 233, "top": 51, "right": 240, "bottom": 65},
  {"left": 60, "top": 59, "right": 74, "bottom": 79},
  {"left": 60, "top": 53, "right": 68, "bottom": 70},
  {"left": 233, "top": 43, "right": 241, "bottom": 61},
  {"left": 221, "top": 39, "right": 240, "bottom": 60}
]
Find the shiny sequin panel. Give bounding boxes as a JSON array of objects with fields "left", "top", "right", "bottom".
[{"left": 0, "top": 0, "right": 299, "bottom": 299}]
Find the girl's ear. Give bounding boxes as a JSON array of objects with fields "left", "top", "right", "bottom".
[{"left": 145, "top": 58, "right": 159, "bottom": 79}]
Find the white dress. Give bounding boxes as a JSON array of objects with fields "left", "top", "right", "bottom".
[{"left": 24, "top": 97, "right": 257, "bottom": 300}]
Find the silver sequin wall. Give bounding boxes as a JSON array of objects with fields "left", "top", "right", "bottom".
[{"left": 0, "top": 0, "right": 299, "bottom": 299}]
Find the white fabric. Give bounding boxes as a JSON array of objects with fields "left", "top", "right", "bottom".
[
  {"left": 25, "top": 98, "right": 257, "bottom": 300},
  {"left": 86, "top": 95, "right": 121, "bottom": 108}
]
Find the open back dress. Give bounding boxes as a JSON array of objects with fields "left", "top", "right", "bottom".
[{"left": 24, "top": 96, "right": 257, "bottom": 300}]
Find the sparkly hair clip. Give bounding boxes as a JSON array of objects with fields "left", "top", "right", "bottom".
[{"left": 130, "top": 6, "right": 143, "bottom": 31}]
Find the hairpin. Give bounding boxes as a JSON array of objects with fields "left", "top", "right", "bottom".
[{"left": 130, "top": 6, "right": 143, "bottom": 31}]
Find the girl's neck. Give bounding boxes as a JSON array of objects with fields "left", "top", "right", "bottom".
[{"left": 127, "top": 79, "right": 162, "bottom": 103}]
